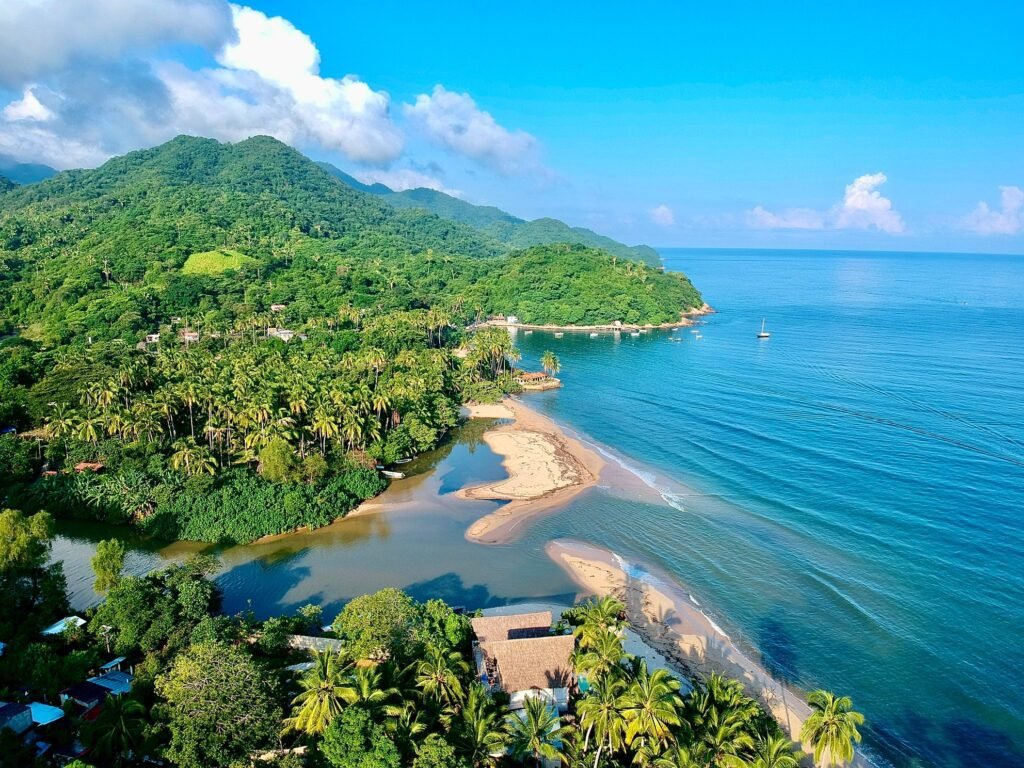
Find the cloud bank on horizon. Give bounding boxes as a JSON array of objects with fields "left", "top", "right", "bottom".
[
  {"left": 749, "top": 173, "right": 905, "bottom": 234},
  {"left": 0, "top": 0, "right": 1019, "bottom": 249}
]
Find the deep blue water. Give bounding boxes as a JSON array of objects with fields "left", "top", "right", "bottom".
[
  {"left": 515, "top": 249, "right": 1024, "bottom": 768},
  {"left": 51, "top": 249, "right": 1024, "bottom": 768}
]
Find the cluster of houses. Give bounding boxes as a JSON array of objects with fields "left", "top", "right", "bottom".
[{"left": 0, "top": 616, "right": 135, "bottom": 763}]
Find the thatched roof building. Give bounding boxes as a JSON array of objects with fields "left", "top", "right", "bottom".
[
  {"left": 470, "top": 611, "right": 552, "bottom": 644},
  {"left": 477, "top": 634, "right": 575, "bottom": 694}
]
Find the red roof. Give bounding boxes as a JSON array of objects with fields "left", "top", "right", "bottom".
[{"left": 74, "top": 462, "right": 104, "bottom": 472}]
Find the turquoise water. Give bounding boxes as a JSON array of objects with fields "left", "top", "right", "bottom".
[
  {"left": 515, "top": 249, "right": 1024, "bottom": 768},
  {"left": 51, "top": 249, "right": 1024, "bottom": 768}
]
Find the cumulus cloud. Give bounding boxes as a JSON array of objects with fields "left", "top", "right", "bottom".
[
  {"left": 0, "top": 2, "right": 403, "bottom": 168},
  {"left": 962, "top": 186, "right": 1024, "bottom": 235},
  {"left": 746, "top": 205, "right": 824, "bottom": 230},
  {"left": 354, "top": 168, "right": 462, "bottom": 197},
  {"left": 649, "top": 204, "right": 675, "bottom": 226},
  {"left": 404, "top": 85, "right": 540, "bottom": 174},
  {"left": 749, "top": 173, "right": 904, "bottom": 234},
  {"left": 833, "top": 172, "right": 904, "bottom": 233},
  {"left": 0, "top": 0, "right": 234, "bottom": 88},
  {"left": 1, "top": 87, "right": 55, "bottom": 122}
]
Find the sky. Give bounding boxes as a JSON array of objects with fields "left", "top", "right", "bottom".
[{"left": 0, "top": 0, "right": 1022, "bottom": 253}]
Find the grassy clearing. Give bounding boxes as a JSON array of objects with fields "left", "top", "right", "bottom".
[{"left": 182, "top": 249, "right": 257, "bottom": 275}]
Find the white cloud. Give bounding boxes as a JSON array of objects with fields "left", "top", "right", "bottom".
[
  {"left": 746, "top": 205, "right": 824, "bottom": 230},
  {"left": 833, "top": 172, "right": 905, "bottom": 233},
  {"left": 1, "top": 87, "right": 55, "bottom": 122},
  {"left": 0, "top": 0, "right": 234, "bottom": 89},
  {"left": 0, "top": 3, "right": 404, "bottom": 168},
  {"left": 649, "top": 204, "right": 675, "bottom": 226},
  {"left": 962, "top": 185, "right": 1023, "bottom": 235},
  {"left": 404, "top": 85, "right": 540, "bottom": 174},
  {"left": 748, "top": 173, "right": 904, "bottom": 234},
  {"left": 354, "top": 168, "right": 462, "bottom": 197}
]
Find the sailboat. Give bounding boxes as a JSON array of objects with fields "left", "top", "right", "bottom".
[{"left": 757, "top": 319, "right": 771, "bottom": 339}]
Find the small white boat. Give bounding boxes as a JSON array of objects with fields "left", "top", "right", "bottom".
[
  {"left": 639, "top": 329, "right": 648, "bottom": 334},
  {"left": 695, "top": 333, "right": 703, "bottom": 339},
  {"left": 394, "top": 457, "right": 413, "bottom": 465},
  {"left": 381, "top": 470, "right": 405, "bottom": 480},
  {"left": 757, "top": 318, "right": 771, "bottom": 339},
  {"left": 630, "top": 331, "right": 641, "bottom": 337},
  {"left": 554, "top": 332, "right": 564, "bottom": 338},
  {"left": 690, "top": 329, "right": 700, "bottom": 334},
  {"left": 524, "top": 330, "right": 533, "bottom": 335},
  {"left": 589, "top": 332, "right": 599, "bottom": 338}
]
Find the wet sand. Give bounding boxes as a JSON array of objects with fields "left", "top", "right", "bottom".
[
  {"left": 461, "top": 398, "right": 605, "bottom": 544},
  {"left": 547, "top": 538, "right": 871, "bottom": 767}
]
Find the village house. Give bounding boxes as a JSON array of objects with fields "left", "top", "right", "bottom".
[
  {"left": 179, "top": 329, "right": 200, "bottom": 343},
  {"left": 0, "top": 702, "right": 32, "bottom": 735},
  {"left": 267, "top": 327, "right": 296, "bottom": 342},
  {"left": 471, "top": 611, "right": 575, "bottom": 713},
  {"left": 270, "top": 303, "right": 287, "bottom": 312},
  {"left": 514, "top": 371, "right": 562, "bottom": 391},
  {"left": 144, "top": 332, "right": 160, "bottom": 344}
]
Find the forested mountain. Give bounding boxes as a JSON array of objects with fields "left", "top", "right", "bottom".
[
  {"left": 0, "top": 153, "right": 57, "bottom": 184},
  {"left": 318, "top": 161, "right": 663, "bottom": 266},
  {"left": 0, "top": 135, "right": 699, "bottom": 345},
  {"left": 0, "top": 174, "right": 16, "bottom": 193}
]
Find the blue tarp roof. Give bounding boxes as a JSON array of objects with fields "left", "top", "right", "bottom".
[
  {"left": 99, "top": 656, "right": 127, "bottom": 670},
  {"left": 88, "top": 671, "right": 133, "bottom": 696},
  {"left": 29, "top": 702, "right": 64, "bottom": 726},
  {"left": 40, "top": 616, "right": 85, "bottom": 636}
]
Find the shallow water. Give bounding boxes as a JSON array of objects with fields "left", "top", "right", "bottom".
[{"left": 51, "top": 249, "right": 1024, "bottom": 768}]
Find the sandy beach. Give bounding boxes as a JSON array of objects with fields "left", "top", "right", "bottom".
[
  {"left": 461, "top": 398, "right": 605, "bottom": 544},
  {"left": 547, "top": 538, "right": 871, "bottom": 767}
]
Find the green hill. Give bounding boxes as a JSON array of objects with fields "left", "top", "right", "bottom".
[
  {"left": 0, "top": 136, "right": 699, "bottom": 345},
  {"left": 0, "top": 174, "right": 15, "bottom": 193},
  {"left": 318, "top": 163, "right": 662, "bottom": 267}
]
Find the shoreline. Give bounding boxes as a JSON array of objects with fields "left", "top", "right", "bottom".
[
  {"left": 460, "top": 398, "right": 605, "bottom": 544},
  {"left": 477, "top": 303, "right": 716, "bottom": 333},
  {"left": 546, "top": 538, "right": 873, "bottom": 767}
]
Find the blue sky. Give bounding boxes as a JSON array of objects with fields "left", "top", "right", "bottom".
[{"left": 1, "top": 0, "right": 1021, "bottom": 252}]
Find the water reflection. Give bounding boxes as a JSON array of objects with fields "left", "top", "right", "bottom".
[{"left": 51, "top": 416, "right": 578, "bottom": 619}]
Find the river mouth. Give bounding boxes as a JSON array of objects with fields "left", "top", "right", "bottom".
[{"left": 52, "top": 415, "right": 580, "bottom": 618}]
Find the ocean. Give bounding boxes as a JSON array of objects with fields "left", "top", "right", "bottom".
[{"left": 52, "top": 249, "right": 1024, "bottom": 768}]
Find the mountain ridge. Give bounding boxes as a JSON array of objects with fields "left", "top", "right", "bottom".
[{"left": 317, "top": 162, "right": 662, "bottom": 267}]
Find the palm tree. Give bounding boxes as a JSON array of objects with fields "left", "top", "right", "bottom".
[
  {"left": 283, "top": 650, "right": 351, "bottom": 735},
  {"left": 800, "top": 691, "right": 863, "bottom": 767},
  {"left": 84, "top": 694, "right": 147, "bottom": 767},
  {"left": 743, "top": 733, "right": 801, "bottom": 768},
  {"left": 695, "top": 705, "right": 753, "bottom": 767},
  {"left": 416, "top": 644, "right": 470, "bottom": 711},
  {"left": 508, "top": 695, "right": 568, "bottom": 768},
  {"left": 170, "top": 437, "right": 217, "bottom": 476},
  {"left": 620, "top": 661, "right": 683, "bottom": 753},
  {"left": 342, "top": 664, "right": 403, "bottom": 718},
  {"left": 540, "top": 350, "right": 561, "bottom": 377},
  {"left": 654, "top": 744, "right": 707, "bottom": 768},
  {"left": 574, "top": 626, "right": 626, "bottom": 684},
  {"left": 576, "top": 677, "right": 626, "bottom": 768},
  {"left": 574, "top": 595, "right": 625, "bottom": 634},
  {"left": 455, "top": 683, "right": 508, "bottom": 768}
]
